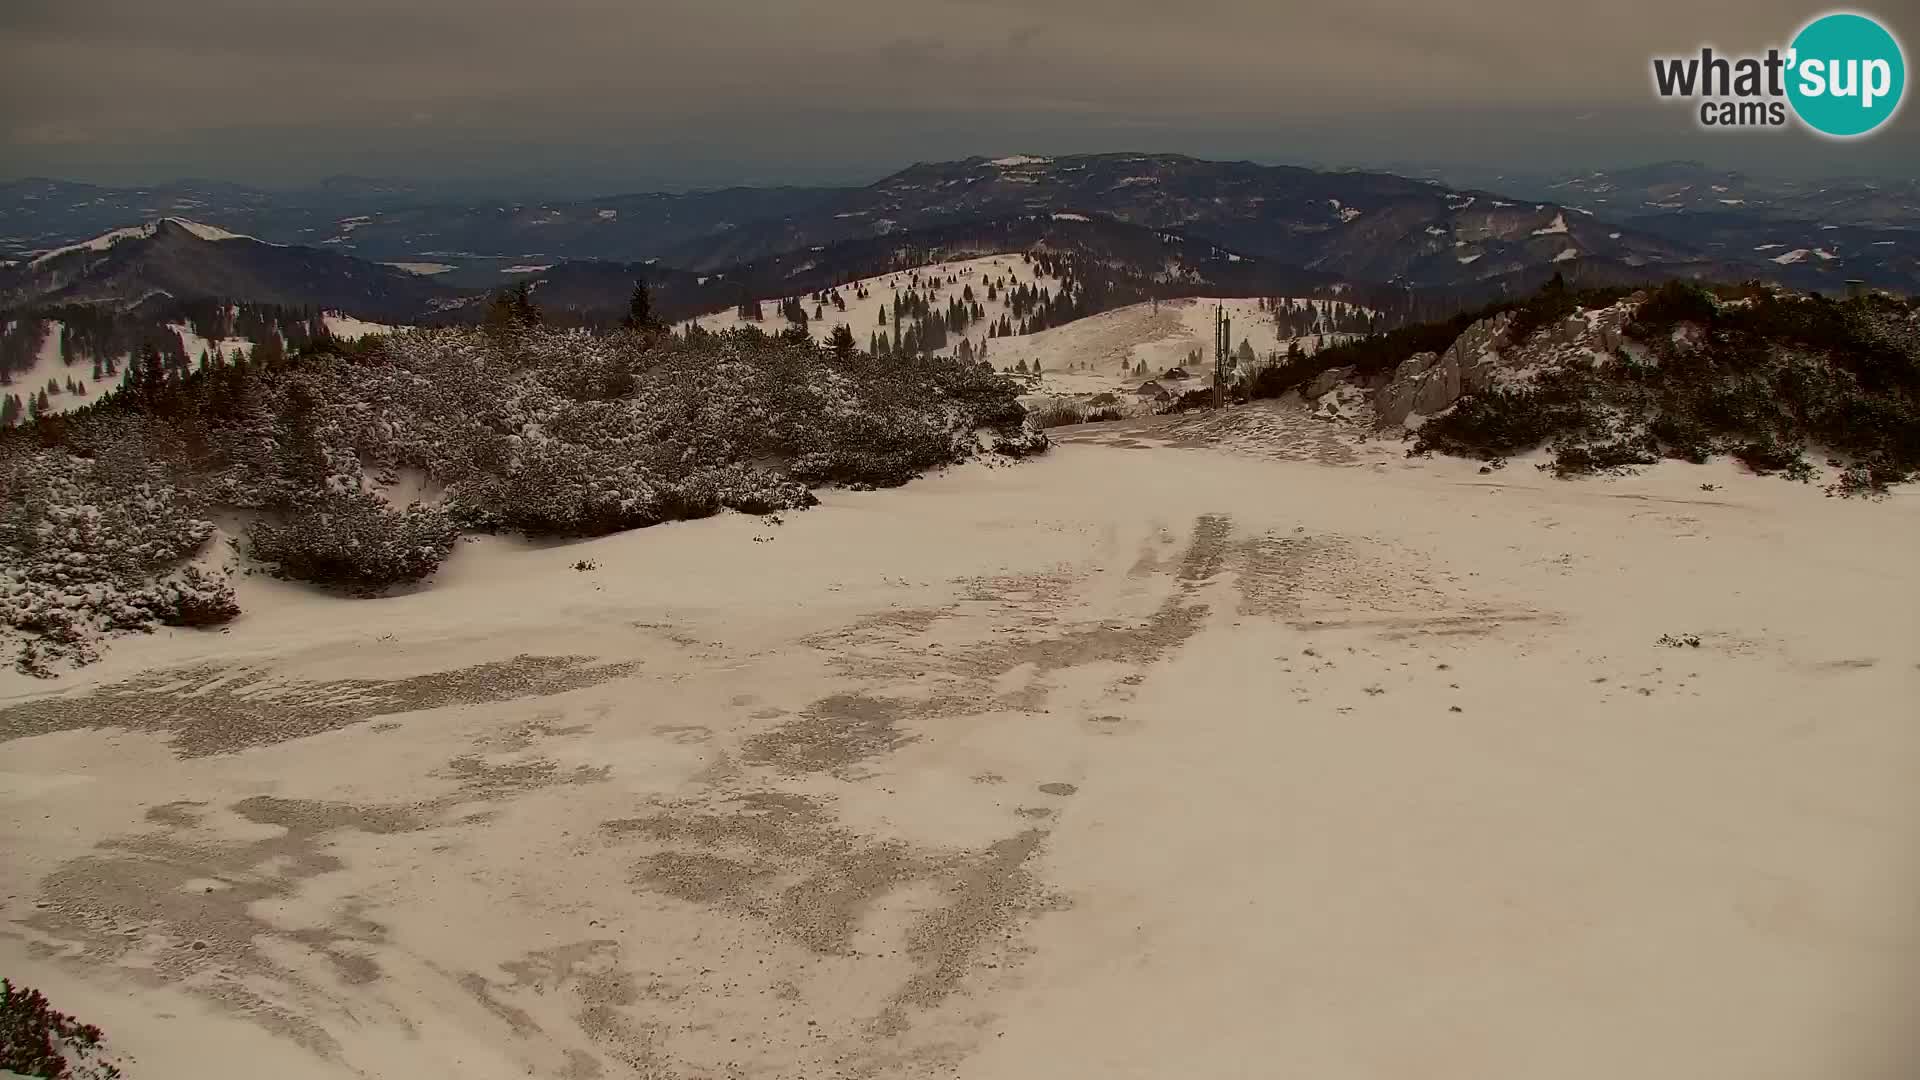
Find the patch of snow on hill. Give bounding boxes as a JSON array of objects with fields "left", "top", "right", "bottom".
[
  {"left": 1553, "top": 248, "right": 1580, "bottom": 263},
  {"left": 2, "top": 324, "right": 114, "bottom": 416},
  {"left": 597, "top": 209, "right": 618, "bottom": 220},
  {"left": 501, "top": 264, "right": 553, "bottom": 274},
  {"left": 676, "top": 254, "right": 1066, "bottom": 350},
  {"left": 1532, "top": 213, "right": 1569, "bottom": 236},
  {"left": 168, "top": 219, "right": 255, "bottom": 243},
  {"left": 1458, "top": 253, "right": 1483, "bottom": 265},
  {"left": 1051, "top": 213, "right": 1090, "bottom": 222},
  {"left": 29, "top": 223, "right": 158, "bottom": 265},
  {"left": 1771, "top": 249, "right": 1811, "bottom": 265},
  {"left": 323, "top": 313, "right": 399, "bottom": 340},
  {"left": 166, "top": 322, "right": 253, "bottom": 366},
  {"left": 986, "top": 296, "right": 1361, "bottom": 392},
  {"left": 384, "top": 262, "right": 457, "bottom": 275},
  {"left": 990, "top": 156, "right": 1052, "bottom": 167}
]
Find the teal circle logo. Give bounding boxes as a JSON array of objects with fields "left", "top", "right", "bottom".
[{"left": 1787, "top": 12, "right": 1906, "bottom": 137}]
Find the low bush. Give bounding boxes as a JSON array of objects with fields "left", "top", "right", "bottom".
[
  {"left": 1826, "top": 457, "right": 1913, "bottom": 499},
  {"left": 246, "top": 490, "right": 460, "bottom": 592},
  {"left": 1545, "top": 435, "right": 1660, "bottom": 477},
  {"left": 1731, "top": 437, "right": 1812, "bottom": 480},
  {"left": 1, "top": 979, "right": 121, "bottom": 1079},
  {"left": 1628, "top": 280, "right": 1719, "bottom": 338}
]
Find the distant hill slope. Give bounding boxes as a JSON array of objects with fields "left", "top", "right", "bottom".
[
  {"left": 13, "top": 156, "right": 1912, "bottom": 296},
  {"left": 0, "top": 178, "right": 850, "bottom": 266},
  {"left": 648, "top": 153, "right": 1727, "bottom": 288},
  {"left": 0, "top": 218, "right": 456, "bottom": 320},
  {"left": 508, "top": 213, "right": 1357, "bottom": 326}
]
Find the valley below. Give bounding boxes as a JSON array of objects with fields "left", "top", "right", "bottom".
[{"left": 3, "top": 413, "right": 1916, "bottom": 1079}]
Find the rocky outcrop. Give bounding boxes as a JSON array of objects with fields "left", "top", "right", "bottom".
[
  {"left": 1359, "top": 298, "right": 1646, "bottom": 428},
  {"left": 1303, "top": 365, "right": 1354, "bottom": 400},
  {"left": 1372, "top": 311, "right": 1515, "bottom": 426}
]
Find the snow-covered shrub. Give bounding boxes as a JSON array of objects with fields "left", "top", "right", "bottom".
[
  {"left": 245, "top": 489, "right": 458, "bottom": 593},
  {"left": 1, "top": 321, "right": 1043, "bottom": 666},
  {"left": 1, "top": 442, "right": 231, "bottom": 671},
  {"left": 143, "top": 566, "right": 242, "bottom": 626}
]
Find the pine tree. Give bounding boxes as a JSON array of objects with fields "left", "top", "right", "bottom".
[
  {"left": 829, "top": 324, "right": 857, "bottom": 358},
  {"left": 511, "top": 282, "right": 542, "bottom": 327},
  {"left": 625, "top": 280, "right": 661, "bottom": 331},
  {"left": 0, "top": 394, "right": 20, "bottom": 427},
  {"left": 485, "top": 290, "right": 520, "bottom": 331},
  {"left": 253, "top": 333, "right": 286, "bottom": 367}
]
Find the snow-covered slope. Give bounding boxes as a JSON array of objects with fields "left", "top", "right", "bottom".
[
  {"left": 988, "top": 296, "right": 1366, "bottom": 398},
  {"left": 0, "top": 322, "right": 111, "bottom": 416},
  {"left": 1, "top": 312, "right": 402, "bottom": 423},
  {"left": 27, "top": 217, "right": 264, "bottom": 265},
  {"left": 676, "top": 254, "right": 1067, "bottom": 351}
]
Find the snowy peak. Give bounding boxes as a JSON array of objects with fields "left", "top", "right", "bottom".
[
  {"left": 28, "top": 223, "right": 159, "bottom": 266},
  {"left": 2, "top": 215, "right": 454, "bottom": 318},
  {"left": 28, "top": 217, "right": 261, "bottom": 266},
  {"left": 158, "top": 217, "right": 260, "bottom": 244}
]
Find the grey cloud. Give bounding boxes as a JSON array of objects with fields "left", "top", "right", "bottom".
[{"left": 2, "top": 0, "right": 1912, "bottom": 188}]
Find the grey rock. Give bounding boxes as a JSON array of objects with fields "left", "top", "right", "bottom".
[
  {"left": 1373, "top": 312, "right": 1515, "bottom": 426},
  {"left": 1303, "top": 365, "right": 1354, "bottom": 400}
]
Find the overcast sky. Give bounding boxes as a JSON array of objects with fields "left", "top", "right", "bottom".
[{"left": 4, "top": 0, "right": 1914, "bottom": 195}]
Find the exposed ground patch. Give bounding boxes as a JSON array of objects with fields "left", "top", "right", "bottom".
[
  {"left": 0, "top": 654, "right": 637, "bottom": 756},
  {"left": 21, "top": 796, "right": 437, "bottom": 1057}
]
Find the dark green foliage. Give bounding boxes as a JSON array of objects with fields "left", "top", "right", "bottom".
[
  {"left": 1162, "top": 388, "right": 1216, "bottom": 413},
  {"left": 246, "top": 490, "right": 461, "bottom": 593},
  {"left": 1730, "top": 436, "right": 1808, "bottom": 476},
  {"left": 1, "top": 979, "right": 121, "bottom": 1079},
  {"left": 1504, "top": 272, "right": 1594, "bottom": 345},
  {"left": 1407, "top": 284, "right": 1919, "bottom": 485},
  {"left": 1627, "top": 280, "right": 1719, "bottom": 337},
  {"left": 1414, "top": 367, "right": 1610, "bottom": 460},
  {"left": 624, "top": 280, "right": 662, "bottom": 333},
  {"left": 1544, "top": 434, "right": 1660, "bottom": 477},
  {"left": 829, "top": 324, "right": 858, "bottom": 358},
  {"left": 152, "top": 566, "right": 244, "bottom": 626},
  {"left": 1249, "top": 304, "right": 1498, "bottom": 398},
  {"left": 1826, "top": 457, "right": 1914, "bottom": 499}
]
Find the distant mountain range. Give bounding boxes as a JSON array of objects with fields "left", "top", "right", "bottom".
[
  {"left": 0, "top": 217, "right": 455, "bottom": 320},
  {"left": 2, "top": 155, "right": 1913, "bottom": 323}
]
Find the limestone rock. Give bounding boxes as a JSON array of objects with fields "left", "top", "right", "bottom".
[
  {"left": 1372, "top": 311, "right": 1515, "bottom": 426},
  {"left": 1304, "top": 365, "right": 1354, "bottom": 400}
]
